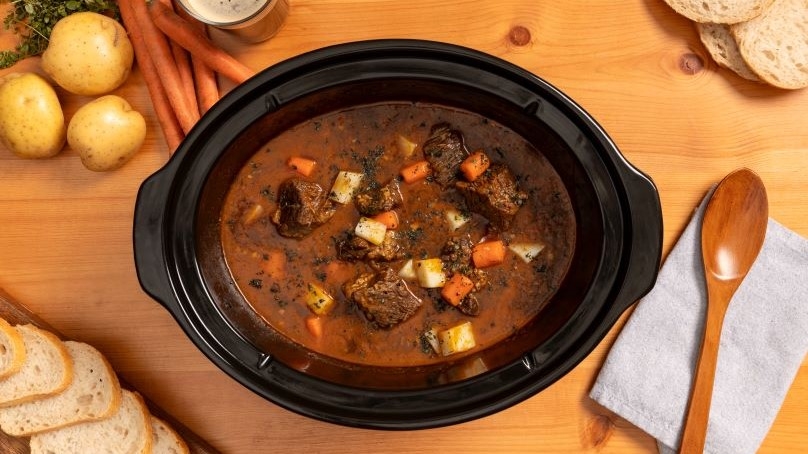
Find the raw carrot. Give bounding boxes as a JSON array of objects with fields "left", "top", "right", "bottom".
[
  {"left": 372, "top": 210, "right": 399, "bottom": 229},
  {"left": 287, "top": 156, "right": 317, "bottom": 176},
  {"left": 193, "top": 53, "right": 220, "bottom": 114},
  {"left": 400, "top": 160, "right": 431, "bottom": 183},
  {"left": 460, "top": 150, "right": 491, "bottom": 181},
  {"left": 440, "top": 273, "right": 475, "bottom": 306},
  {"left": 118, "top": 0, "right": 184, "bottom": 152},
  {"left": 149, "top": 1, "right": 256, "bottom": 84},
  {"left": 471, "top": 240, "right": 507, "bottom": 268},
  {"left": 172, "top": 45, "right": 199, "bottom": 115},
  {"left": 174, "top": 4, "right": 220, "bottom": 114},
  {"left": 158, "top": 0, "right": 198, "bottom": 116},
  {"left": 128, "top": 0, "right": 199, "bottom": 134},
  {"left": 305, "top": 316, "right": 323, "bottom": 338}
]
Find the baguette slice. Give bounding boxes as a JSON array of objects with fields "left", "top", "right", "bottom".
[
  {"left": 0, "top": 341, "right": 122, "bottom": 436},
  {"left": 30, "top": 389, "right": 153, "bottom": 454},
  {"left": 0, "top": 317, "right": 25, "bottom": 379},
  {"left": 697, "top": 22, "right": 761, "bottom": 81},
  {"left": 151, "top": 416, "right": 190, "bottom": 454},
  {"left": 732, "top": 0, "right": 808, "bottom": 89},
  {"left": 0, "top": 324, "right": 72, "bottom": 406},
  {"left": 663, "top": 0, "right": 774, "bottom": 23}
]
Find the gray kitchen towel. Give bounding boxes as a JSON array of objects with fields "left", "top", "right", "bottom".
[{"left": 590, "top": 191, "right": 808, "bottom": 454}]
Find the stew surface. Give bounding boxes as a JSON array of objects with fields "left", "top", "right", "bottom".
[{"left": 220, "top": 102, "right": 575, "bottom": 367}]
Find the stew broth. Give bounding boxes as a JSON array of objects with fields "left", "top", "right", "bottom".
[{"left": 220, "top": 102, "right": 575, "bottom": 367}]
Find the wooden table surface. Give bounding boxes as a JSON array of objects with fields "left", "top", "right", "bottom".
[{"left": 1, "top": 1, "right": 806, "bottom": 452}]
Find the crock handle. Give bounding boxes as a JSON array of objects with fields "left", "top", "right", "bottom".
[
  {"left": 133, "top": 165, "right": 178, "bottom": 312},
  {"left": 610, "top": 164, "right": 663, "bottom": 317}
]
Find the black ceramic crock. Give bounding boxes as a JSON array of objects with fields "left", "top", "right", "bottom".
[{"left": 133, "top": 40, "right": 662, "bottom": 429}]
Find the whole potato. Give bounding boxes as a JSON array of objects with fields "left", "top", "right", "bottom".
[
  {"left": 68, "top": 95, "right": 146, "bottom": 171},
  {"left": 42, "top": 12, "right": 134, "bottom": 96},
  {"left": 0, "top": 73, "right": 65, "bottom": 159}
]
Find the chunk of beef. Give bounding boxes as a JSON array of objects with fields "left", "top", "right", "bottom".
[
  {"left": 440, "top": 235, "right": 475, "bottom": 273},
  {"left": 422, "top": 123, "right": 469, "bottom": 187},
  {"left": 343, "top": 268, "right": 423, "bottom": 328},
  {"left": 271, "top": 178, "right": 337, "bottom": 238},
  {"left": 336, "top": 231, "right": 404, "bottom": 262},
  {"left": 457, "top": 294, "right": 480, "bottom": 316},
  {"left": 354, "top": 180, "right": 403, "bottom": 216},
  {"left": 455, "top": 164, "right": 527, "bottom": 231}
]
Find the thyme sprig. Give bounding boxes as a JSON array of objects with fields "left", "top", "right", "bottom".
[{"left": 0, "top": 0, "right": 119, "bottom": 69}]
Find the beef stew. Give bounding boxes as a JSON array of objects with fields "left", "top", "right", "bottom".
[{"left": 220, "top": 102, "right": 575, "bottom": 368}]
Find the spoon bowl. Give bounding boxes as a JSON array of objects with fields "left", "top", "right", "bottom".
[
  {"left": 679, "top": 168, "right": 768, "bottom": 453},
  {"left": 702, "top": 171, "right": 769, "bottom": 281}
]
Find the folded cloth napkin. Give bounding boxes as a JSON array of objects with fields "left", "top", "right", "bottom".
[{"left": 589, "top": 190, "right": 808, "bottom": 454}]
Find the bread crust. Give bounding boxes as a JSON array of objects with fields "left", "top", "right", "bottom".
[
  {"left": 663, "top": 0, "right": 775, "bottom": 23},
  {"left": 697, "top": 22, "right": 761, "bottom": 81},
  {"left": 151, "top": 415, "right": 190, "bottom": 454},
  {"left": 29, "top": 389, "right": 154, "bottom": 454},
  {"left": 0, "top": 318, "right": 25, "bottom": 380},
  {"left": 732, "top": 0, "right": 808, "bottom": 89},
  {"left": 0, "top": 324, "right": 73, "bottom": 407},
  {"left": 0, "top": 341, "right": 123, "bottom": 436}
]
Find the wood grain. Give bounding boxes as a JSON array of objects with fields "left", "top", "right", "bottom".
[
  {"left": 0, "top": 1, "right": 806, "bottom": 453},
  {"left": 0, "top": 288, "right": 219, "bottom": 454}
]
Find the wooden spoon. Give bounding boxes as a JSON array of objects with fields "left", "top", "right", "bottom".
[{"left": 678, "top": 168, "right": 768, "bottom": 454}]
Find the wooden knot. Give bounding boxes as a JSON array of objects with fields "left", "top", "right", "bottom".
[
  {"left": 679, "top": 53, "right": 705, "bottom": 75},
  {"left": 508, "top": 26, "right": 532, "bottom": 46},
  {"left": 582, "top": 414, "right": 614, "bottom": 449}
]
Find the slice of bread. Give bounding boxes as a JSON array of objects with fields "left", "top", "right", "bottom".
[
  {"left": 0, "top": 341, "right": 122, "bottom": 436},
  {"left": 151, "top": 416, "right": 190, "bottom": 454},
  {"left": 29, "top": 389, "right": 154, "bottom": 454},
  {"left": 732, "top": 0, "right": 808, "bottom": 89},
  {"left": 663, "top": 0, "right": 774, "bottom": 23},
  {"left": 697, "top": 22, "right": 761, "bottom": 81},
  {"left": 0, "top": 317, "right": 25, "bottom": 379},
  {"left": 0, "top": 324, "right": 72, "bottom": 406}
]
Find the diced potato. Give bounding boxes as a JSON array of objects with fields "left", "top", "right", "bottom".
[
  {"left": 304, "top": 283, "right": 335, "bottom": 315},
  {"left": 508, "top": 242, "right": 546, "bottom": 263},
  {"left": 423, "top": 327, "right": 440, "bottom": 354},
  {"left": 396, "top": 134, "right": 417, "bottom": 157},
  {"left": 398, "top": 259, "right": 417, "bottom": 280},
  {"left": 439, "top": 321, "right": 476, "bottom": 356},
  {"left": 241, "top": 203, "right": 265, "bottom": 225},
  {"left": 329, "top": 170, "right": 363, "bottom": 204},
  {"left": 354, "top": 217, "right": 388, "bottom": 246},
  {"left": 445, "top": 208, "right": 470, "bottom": 230},
  {"left": 415, "top": 258, "right": 446, "bottom": 288}
]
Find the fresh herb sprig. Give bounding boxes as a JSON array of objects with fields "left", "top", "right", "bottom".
[{"left": 0, "top": 0, "right": 119, "bottom": 69}]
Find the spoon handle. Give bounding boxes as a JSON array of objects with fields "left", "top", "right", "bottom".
[{"left": 678, "top": 280, "right": 734, "bottom": 454}]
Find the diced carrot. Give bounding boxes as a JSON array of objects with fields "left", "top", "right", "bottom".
[
  {"left": 400, "top": 160, "right": 431, "bottom": 183},
  {"left": 440, "top": 273, "right": 475, "bottom": 306},
  {"left": 260, "top": 249, "right": 286, "bottom": 280},
  {"left": 323, "top": 260, "right": 350, "bottom": 283},
  {"left": 287, "top": 156, "right": 317, "bottom": 177},
  {"left": 460, "top": 150, "right": 491, "bottom": 181},
  {"left": 372, "top": 210, "right": 399, "bottom": 229},
  {"left": 472, "top": 240, "right": 507, "bottom": 268},
  {"left": 305, "top": 316, "right": 323, "bottom": 338}
]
